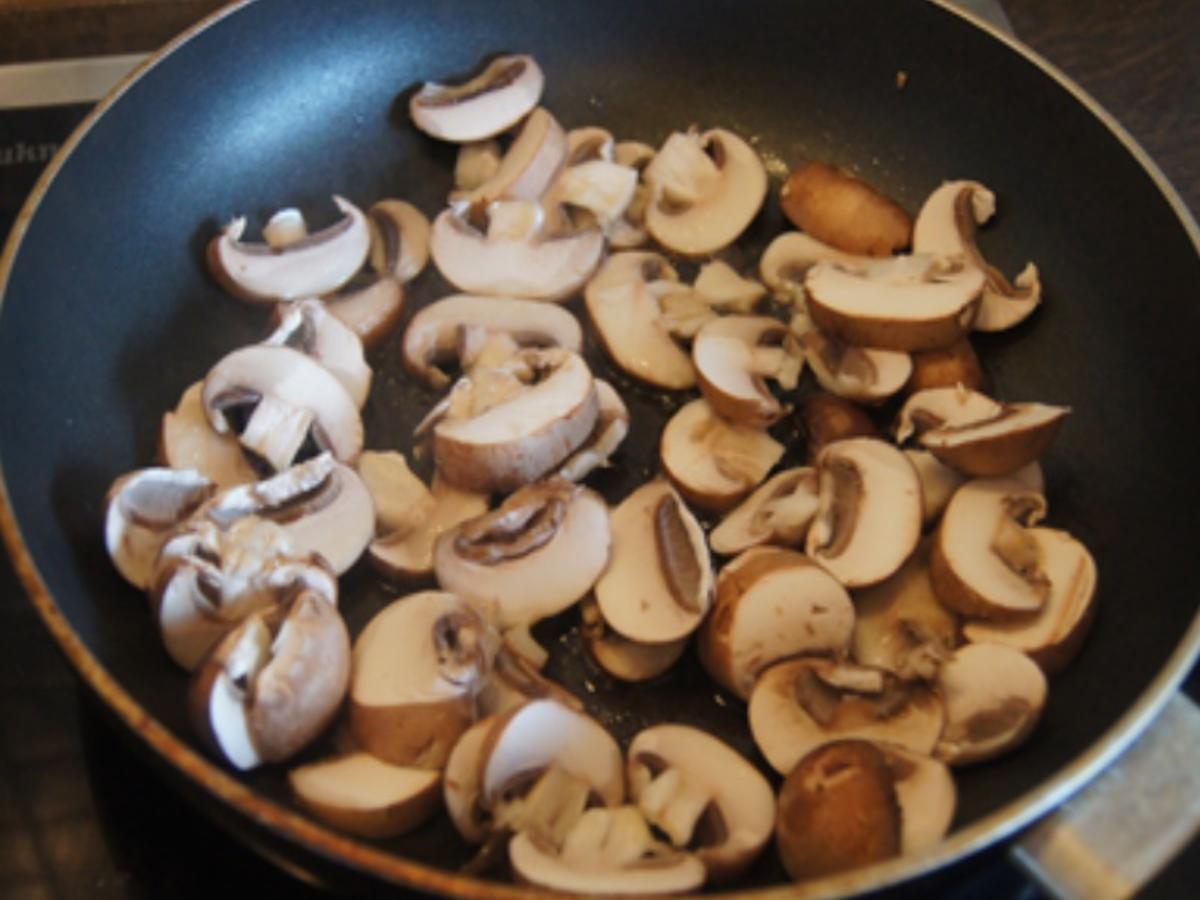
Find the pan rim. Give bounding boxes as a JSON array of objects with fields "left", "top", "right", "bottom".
[{"left": 1, "top": 0, "right": 1198, "bottom": 895}]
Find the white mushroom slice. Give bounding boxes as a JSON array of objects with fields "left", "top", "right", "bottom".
[
  {"left": 262, "top": 207, "right": 308, "bottom": 248},
  {"left": 434, "top": 478, "right": 611, "bottom": 629},
  {"left": 608, "top": 140, "right": 655, "bottom": 249},
  {"left": 895, "top": 385, "right": 1004, "bottom": 444},
  {"left": 202, "top": 345, "right": 363, "bottom": 473},
  {"left": 931, "top": 477, "right": 1051, "bottom": 618},
  {"left": 288, "top": 752, "right": 441, "bottom": 839},
  {"left": 433, "top": 349, "right": 599, "bottom": 493},
  {"left": 430, "top": 206, "right": 603, "bottom": 302},
  {"left": 579, "top": 597, "right": 687, "bottom": 682},
  {"left": 698, "top": 547, "right": 854, "bottom": 700},
  {"left": 748, "top": 657, "right": 945, "bottom": 775},
  {"left": 368, "top": 474, "right": 488, "bottom": 581},
  {"left": 556, "top": 380, "right": 629, "bottom": 482},
  {"left": 104, "top": 467, "right": 216, "bottom": 589},
  {"left": 454, "top": 139, "right": 503, "bottom": 192},
  {"left": 852, "top": 540, "right": 959, "bottom": 681},
  {"left": 693, "top": 260, "right": 767, "bottom": 313},
  {"left": 349, "top": 591, "right": 495, "bottom": 768},
  {"left": 451, "top": 107, "right": 567, "bottom": 208},
  {"left": 160, "top": 382, "right": 259, "bottom": 489},
  {"left": 409, "top": 54, "right": 544, "bottom": 142},
  {"left": 188, "top": 589, "right": 350, "bottom": 769},
  {"left": 509, "top": 811, "right": 706, "bottom": 895},
  {"left": 801, "top": 330, "right": 912, "bottom": 404},
  {"left": 584, "top": 251, "right": 695, "bottom": 390},
  {"left": 660, "top": 399, "right": 784, "bottom": 513},
  {"left": 367, "top": 200, "right": 431, "bottom": 284},
  {"left": 804, "top": 254, "right": 986, "bottom": 352},
  {"left": 913, "top": 180, "right": 1041, "bottom": 332},
  {"left": 204, "top": 454, "right": 374, "bottom": 575},
  {"left": 963, "top": 528, "right": 1097, "bottom": 674},
  {"left": 319, "top": 277, "right": 405, "bottom": 350},
  {"left": 709, "top": 467, "right": 819, "bottom": 555},
  {"left": 644, "top": 128, "right": 767, "bottom": 256},
  {"left": 880, "top": 744, "right": 957, "bottom": 854},
  {"left": 208, "top": 196, "right": 371, "bottom": 303},
  {"left": 594, "top": 480, "right": 713, "bottom": 644},
  {"left": 402, "top": 294, "right": 582, "bottom": 388},
  {"left": 356, "top": 450, "right": 434, "bottom": 536},
  {"left": 759, "top": 231, "right": 867, "bottom": 303},
  {"left": 934, "top": 642, "right": 1048, "bottom": 766},
  {"left": 627, "top": 724, "right": 775, "bottom": 882},
  {"left": 918, "top": 402, "right": 1070, "bottom": 477},
  {"left": 265, "top": 298, "right": 372, "bottom": 408},
  {"left": 805, "top": 438, "right": 922, "bottom": 588},
  {"left": 905, "top": 449, "right": 967, "bottom": 526},
  {"left": 693, "top": 316, "right": 801, "bottom": 427}
]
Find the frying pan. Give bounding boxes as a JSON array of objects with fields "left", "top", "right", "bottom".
[{"left": 2, "top": 0, "right": 1199, "bottom": 895}]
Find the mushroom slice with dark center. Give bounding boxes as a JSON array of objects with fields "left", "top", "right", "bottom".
[
  {"left": 450, "top": 107, "right": 567, "bottom": 209},
  {"left": 934, "top": 642, "right": 1048, "bottom": 766},
  {"left": 880, "top": 744, "right": 957, "bottom": 854},
  {"left": 409, "top": 54, "right": 544, "bottom": 142},
  {"left": 913, "top": 180, "right": 1041, "bottom": 332},
  {"left": 963, "top": 528, "right": 1097, "bottom": 674},
  {"left": 709, "top": 467, "right": 820, "bottom": 555},
  {"left": 104, "top": 467, "right": 215, "bottom": 589},
  {"left": 693, "top": 316, "right": 802, "bottom": 427},
  {"left": 584, "top": 251, "right": 695, "bottom": 390},
  {"left": 644, "top": 127, "right": 768, "bottom": 256},
  {"left": 852, "top": 539, "right": 960, "bottom": 681},
  {"left": 579, "top": 597, "right": 687, "bottom": 683},
  {"left": 930, "top": 477, "right": 1051, "bottom": 618},
  {"left": 208, "top": 196, "right": 371, "bottom": 303},
  {"left": 800, "top": 329, "right": 912, "bottom": 404},
  {"left": 627, "top": 725, "right": 775, "bottom": 882},
  {"left": 748, "top": 657, "right": 945, "bottom": 775},
  {"left": 316, "top": 275, "right": 405, "bottom": 350},
  {"left": 188, "top": 588, "right": 350, "bottom": 770},
  {"left": 594, "top": 480, "right": 713, "bottom": 645},
  {"left": 698, "top": 547, "right": 854, "bottom": 700},
  {"left": 780, "top": 161, "right": 913, "bottom": 257},
  {"left": 804, "top": 254, "right": 986, "bottom": 352},
  {"left": 759, "top": 231, "right": 869, "bottom": 304},
  {"left": 202, "top": 344, "right": 363, "bottom": 473},
  {"left": 402, "top": 294, "right": 583, "bottom": 388},
  {"left": 367, "top": 199, "right": 430, "bottom": 284},
  {"left": 432, "top": 349, "right": 599, "bottom": 493},
  {"left": 159, "top": 382, "right": 258, "bottom": 489},
  {"left": 805, "top": 438, "right": 922, "bottom": 588},
  {"left": 775, "top": 739, "right": 902, "bottom": 881},
  {"left": 660, "top": 398, "right": 784, "bottom": 513},
  {"left": 349, "top": 591, "right": 496, "bottom": 769},
  {"left": 265, "top": 298, "right": 372, "bottom": 408},
  {"left": 434, "top": 478, "right": 611, "bottom": 630},
  {"left": 368, "top": 474, "right": 489, "bottom": 581},
  {"left": 918, "top": 401, "right": 1070, "bottom": 477},
  {"left": 798, "top": 391, "right": 880, "bottom": 462},
  {"left": 894, "top": 385, "right": 1004, "bottom": 444},
  {"left": 556, "top": 380, "right": 630, "bottom": 482}
]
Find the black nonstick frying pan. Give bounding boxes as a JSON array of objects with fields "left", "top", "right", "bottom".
[{"left": 2, "top": 0, "right": 1199, "bottom": 895}]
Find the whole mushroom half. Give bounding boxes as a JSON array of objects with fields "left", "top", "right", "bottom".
[{"left": 409, "top": 54, "right": 544, "bottom": 142}]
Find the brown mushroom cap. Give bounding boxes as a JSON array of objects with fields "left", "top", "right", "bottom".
[
  {"left": 907, "top": 338, "right": 985, "bottom": 394},
  {"left": 780, "top": 161, "right": 913, "bottom": 257},
  {"left": 409, "top": 54, "right": 544, "bottom": 142},
  {"left": 798, "top": 392, "right": 880, "bottom": 463}
]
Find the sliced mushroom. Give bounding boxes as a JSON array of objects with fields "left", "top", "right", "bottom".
[
  {"left": 401, "top": 293, "right": 583, "bottom": 388},
  {"left": 288, "top": 752, "right": 442, "bottom": 839},
  {"left": 409, "top": 54, "right": 544, "bottom": 142},
  {"left": 798, "top": 391, "right": 880, "bottom": 463},
  {"left": 349, "top": 591, "right": 495, "bottom": 768},
  {"left": 202, "top": 345, "right": 363, "bottom": 473},
  {"left": 265, "top": 298, "right": 372, "bottom": 408},
  {"left": 780, "top": 161, "right": 913, "bottom": 257},
  {"left": 698, "top": 547, "right": 855, "bottom": 700},
  {"left": 432, "top": 349, "right": 599, "bottom": 493},
  {"left": 962, "top": 528, "right": 1097, "bottom": 674},
  {"left": 894, "top": 385, "right": 1004, "bottom": 445},
  {"left": 759, "top": 230, "right": 867, "bottom": 303},
  {"left": 907, "top": 449, "right": 1043, "bottom": 526},
  {"left": 450, "top": 107, "right": 567, "bottom": 209},
  {"left": 644, "top": 128, "right": 768, "bottom": 256},
  {"left": 594, "top": 480, "right": 713, "bottom": 644},
  {"left": 367, "top": 199, "right": 431, "bottom": 284},
  {"left": 709, "top": 467, "right": 820, "bottom": 555},
  {"left": 208, "top": 196, "right": 371, "bottom": 303},
  {"left": 556, "top": 380, "right": 629, "bottom": 482},
  {"left": 318, "top": 276, "right": 405, "bottom": 350},
  {"left": 913, "top": 180, "right": 1041, "bottom": 332},
  {"left": 584, "top": 251, "right": 695, "bottom": 390},
  {"left": 434, "top": 478, "right": 611, "bottom": 629},
  {"left": 608, "top": 140, "right": 656, "bottom": 249},
  {"left": 159, "top": 382, "right": 258, "bottom": 489},
  {"left": 693, "top": 260, "right": 767, "bottom": 313},
  {"left": 805, "top": 438, "right": 922, "bottom": 588},
  {"left": 455, "top": 139, "right": 503, "bottom": 192},
  {"left": 934, "top": 642, "right": 1048, "bottom": 765},
  {"left": 852, "top": 540, "right": 959, "bottom": 681},
  {"left": 908, "top": 338, "right": 985, "bottom": 394},
  {"left": 930, "top": 477, "right": 1051, "bottom": 618},
  {"left": 881, "top": 744, "right": 957, "bottom": 854},
  {"left": 104, "top": 467, "right": 215, "bottom": 590},
  {"left": 748, "top": 657, "right": 945, "bottom": 775},
  {"left": 660, "top": 398, "right": 784, "bottom": 512},
  {"left": 800, "top": 329, "right": 912, "bottom": 404},
  {"left": 916, "top": 401, "right": 1070, "bottom": 478},
  {"left": 627, "top": 724, "right": 776, "bottom": 882},
  {"left": 356, "top": 450, "right": 434, "bottom": 536},
  {"left": 543, "top": 156, "right": 639, "bottom": 236},
  {"left": 692, "top": 316, "right": 802, "bottom": 427},
  {"left": 368, "top": 474, "right": 489, "bottom": 581},
  {"left": 579, "top": 597, "right": 687, "bottom": 683},
  {"left": 775, "top": 739, "right": 902, "bottom": 881},
  {"left": 804, "top": 254, "right": 985, "bottom": 352},
  {"left": 188, "top": 589, "right": 350, "bottom": 769}
]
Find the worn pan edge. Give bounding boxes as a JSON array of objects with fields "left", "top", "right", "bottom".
[{"left": 1, "top": 0, "right": 1198, "bottom": 895}]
